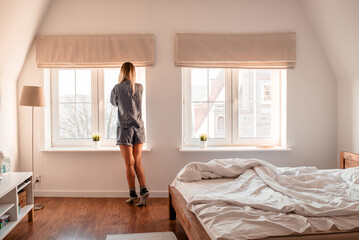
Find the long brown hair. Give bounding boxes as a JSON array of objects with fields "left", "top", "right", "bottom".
[{"left": 119, "top": 62, "right": 136, "bottom": 94}]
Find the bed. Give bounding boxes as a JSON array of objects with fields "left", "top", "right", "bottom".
[
  {"left": 169, "top": 151, "right": 359, "bottom": 240},
  {"left": 340, "top": 152, "right": 359, "bottom": 169}
]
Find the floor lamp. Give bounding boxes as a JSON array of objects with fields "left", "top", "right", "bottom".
[{"left": 19, "top": 86, "right": 45, "bottom": 211}]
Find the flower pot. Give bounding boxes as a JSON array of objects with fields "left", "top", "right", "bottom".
[
  {"left": 93, "top": 141, "right": 100, "bottom": 149},
  {"left": 200, "top": 141, "right": 207, "bottom": 149}
]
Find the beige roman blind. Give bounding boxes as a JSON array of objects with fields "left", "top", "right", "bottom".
[
  {"left": 175, "top": 33, "right": 296, "bottom": 69},
  {"left": 36, "top": 34, "right": 155, "bottom": 68}
]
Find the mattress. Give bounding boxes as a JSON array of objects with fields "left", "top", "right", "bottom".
[
  {"left": 172, "top": 178, "right": 233, "bottom": 240},
  {"left": 171, "top": 176, "right": 359, "bottom": 240}
]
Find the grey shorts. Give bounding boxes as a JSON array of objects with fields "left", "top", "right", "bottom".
[{"left": 116, "top": 126, "right": 146, "bottom": 146}]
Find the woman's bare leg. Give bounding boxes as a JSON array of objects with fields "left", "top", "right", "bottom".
[
  {"left": 120, "top": 145, "right": 136, "bottom": 189},
  {"left": 133, "top": 143, "right": 149, "bottom": 206},
  {"left": 133, "top": 143, "right": 146, "bottom": 187}
]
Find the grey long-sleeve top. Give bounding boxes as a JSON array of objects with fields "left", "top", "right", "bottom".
[{"left": 110, "top": 81, "right": 144, "bottom": 129}]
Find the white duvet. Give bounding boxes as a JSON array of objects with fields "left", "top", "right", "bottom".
[{"left": 172, "top": 158, "right": 359, "bottom": 240}]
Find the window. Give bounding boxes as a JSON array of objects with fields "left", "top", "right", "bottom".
[
  {"left": 50, "top": 68, "right": 146, "bottom": 147},
  {"left": 216, "top": 115, "right": 225, "bottom": 136},
  {"left": 183, "top": 68, "right": 286, "bottom": 147},
  {"left": 261, "top": 83, "right": 272, "bottom": 104}
]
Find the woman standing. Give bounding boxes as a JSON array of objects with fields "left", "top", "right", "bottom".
[{"left": 110, "top": 62, "right": 149, "bottom": 206}]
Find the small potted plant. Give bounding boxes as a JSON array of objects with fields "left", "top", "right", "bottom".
[
  {"left": 92, "top": 134, "right": 101, "bottom": 149},
  {"left": 199, "top": 133, "right": 208, "bottom": 149}
]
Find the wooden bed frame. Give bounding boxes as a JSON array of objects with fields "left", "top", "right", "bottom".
[
  {"left": 340, "top": 151, "right": 359, "bottom": 169},
  {"left": 169, "top": 151, "right": 359, "bottom": 240},
  {"left": 169, "top": 185, "right": 211, "bottom": 240}
]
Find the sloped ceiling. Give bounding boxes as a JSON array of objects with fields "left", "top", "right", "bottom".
[
  {"left": 0, "top": 0, "right": 52, "bottom": 85},
  {"left": 1, "top": 0, "right": 356, "bottom": 86},
  {"left": 0, "top": 0, "right": 52, "bottom": 168},
  {"left": 0, "top": 0, "right": 357, "bottom": 158},
  {"left": 301, "top": 0, "right": 359, "bottom": 82},
  {"left": 301, "top": 0, "right": 359, "bottom": 153}
]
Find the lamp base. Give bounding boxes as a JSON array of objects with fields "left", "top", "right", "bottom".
[{"left": 34, "top": 203, "right": 44, "bottom": 211}]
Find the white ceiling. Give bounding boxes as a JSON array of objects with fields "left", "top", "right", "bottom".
[{"left": 0, "top": 0, "right": 52, "bottom": 84}]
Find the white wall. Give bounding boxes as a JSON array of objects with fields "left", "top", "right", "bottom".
[
  {"left": 18, "top": 0, "right": 337, "bottom": 197},
  {"left": 0, "top": 0, "right": 51, "bottom": 170},
  {"left": 301, "top": 0, "right": 359, "bottom": 155}
]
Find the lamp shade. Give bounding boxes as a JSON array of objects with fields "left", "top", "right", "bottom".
[{"left": 19, "top": 86, "right": 45, "bottom": 107}]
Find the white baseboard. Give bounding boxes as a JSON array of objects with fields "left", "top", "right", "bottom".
[{"left": 34, "top": 190, "right": 168, "bottom": 198}]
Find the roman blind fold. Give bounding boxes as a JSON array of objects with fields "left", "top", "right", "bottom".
[
  {"left": 36, "top": 34, "right": 155, "bottom": 68},
  {"left": 175, "top": 33, "right": 296, "bottom": 69}
]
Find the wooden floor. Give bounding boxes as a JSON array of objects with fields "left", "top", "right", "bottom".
[{"left": 5, "top": 197, "right": 189, "bottom": 240}]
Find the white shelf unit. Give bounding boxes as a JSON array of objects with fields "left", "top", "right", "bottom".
[{"left": 0, "top": 172, "right": 34, "bottom": 240}]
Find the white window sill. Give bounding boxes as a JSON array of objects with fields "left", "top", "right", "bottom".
[
  {"left": 40, "top": 147, "right": 152, "bottom": 152},
  {"left": 179, "top": 146, "right": 292, "bottom": 152}
]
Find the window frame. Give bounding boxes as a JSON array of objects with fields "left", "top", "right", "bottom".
[
  {"left": 49, "top": 68, "right": 147, "bottom": 148},
  {"left": 231, "top": 70, "right": 282, "bottom": 146},
  {"left": 51, "top": 69, "right": 98, "bottom": 147},
  {"left": 182, "top": 68, "right": 232, "bottom": 146},
  {"left": 182, "top": 68, "right": 286, "bottom": 148}
]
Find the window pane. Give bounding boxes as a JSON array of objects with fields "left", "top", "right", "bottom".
[
  {"left": 58, "top": 103, "right": 92, "bottom": 139},
  {"left": 256, "top": 103, "right": 272, "bottom": 137},
  {"left": 208, "top": 69, "right": 225, "bottom": 102},
  {"left": 59, "top": 103, "right": 76, "bottom": 138},
  {"left": 237, "top": 69, "right": 274, "bottom": 139},
  {"left": 105, "top": 69, "right": 121, "bottom": 101},
  {"left": 105, "top": 102, "right": 117, "bottom": 139},
  {"left": 57, "top": 69, "right": 92, "bottom": 140},
  {"left": 75, "top": 70, "right": 91, "bottom": 102},
  {"left": 104, "top": 69, "right": 121, "bottom": 139},
  {"left": 189, "top": 68, "right": 226, "bottom": 140},
  {"left": 209, "top": 102, "right": 225, "bottom": 138},
  {"left": 191, "top": 68, "right": 208, "bottom": 101},
  {"left": 58, "top": 70, "right": 75, "bottom": 102},
  {"left": 238, "top": 102, "right": 255, "bottom": 138},
  {"left": 104, "top": 70, "right": 120, "bottom": 139},
  {"left": 76, "top": 103, "right": 92, "bottom": 138},
  {"left": 191, "top": 102, "right": 208, "bottom": 138},
  {"left": 217, "top": 116, "right": 225, "bottom": 135},
  {"left": 262, "top": 84, "right": 272, "bottom": 103}
]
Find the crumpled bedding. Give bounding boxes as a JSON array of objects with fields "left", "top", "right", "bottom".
[{"left": 173, "top": 158, "right": 359, "bottom": 239}]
